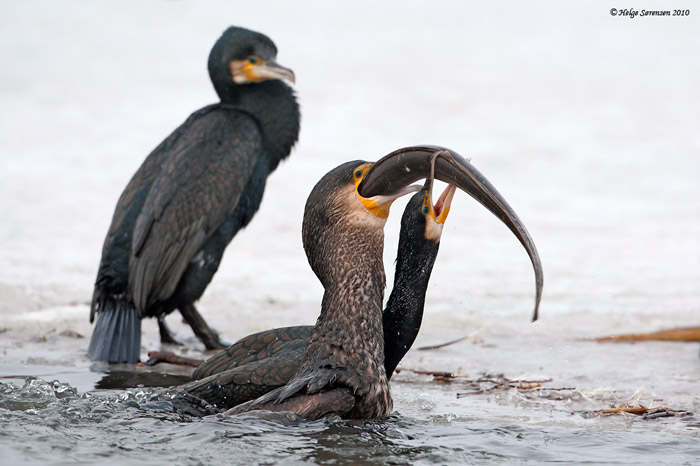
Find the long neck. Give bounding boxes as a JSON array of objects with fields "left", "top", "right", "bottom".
[
  {"left": 218, "top": 81, "right": 300, "bottom": 169},
  {"left": 297, "top": 225, "right": 392, "bottom": 417},
  {"left": 314, "top": 269, "right": 387, "bottom": 373},
  {"left": 383, "top": 235, "right": 440, "bottom": 377}
]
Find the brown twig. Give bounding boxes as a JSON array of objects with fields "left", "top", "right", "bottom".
[
  {"left": 455, "top": 376, "right": 565, "bottom": 397},
  {"left": 417, "top": 336, "right": 470, "bottom": 351},
  {"left": 593, "top": 403, "right": 689, "bottom": 418},
  {"left": 145, "top": 350, "right": 203, "bottom": 367},
  {"left": 395, "top": 368, "right": 457, "bottom": 378},
  {"left": 601, "top": 406, "right": 652, "bottom": 415},
  {"left": 590, "top": 326, "right": 700, "bottom": 343}
]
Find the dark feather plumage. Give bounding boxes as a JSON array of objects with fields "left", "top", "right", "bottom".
[{"left": 89, "top": 26, "right": 300, "bottom": 363}]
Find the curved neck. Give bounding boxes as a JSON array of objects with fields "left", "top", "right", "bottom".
[
  {"left": 306, "top": 226, "right": 386, "bottom": 358},
  {"left": 383, "top": 235, "right": 440, "bottom": 377},
  {"left": 298, "top": 225, "right": 389, "bottom": 395},
  {"left": 218, "top": 81, "right": 300, "bottom": 169}
]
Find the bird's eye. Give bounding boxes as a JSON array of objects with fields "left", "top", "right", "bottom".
[
  {"left": 248, "top": 56, "right": 257, "bottom": 64},
  {"left": 354, "top": 169, "right": 363, "bottom": 179},
  {"left": 422, "top": 205, "right": 430, "bottom": 215}
]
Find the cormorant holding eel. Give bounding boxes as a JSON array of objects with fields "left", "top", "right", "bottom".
[
  {"left": 179, "top": 156, "right": 456, "bottom": 411},
  {"left": 88, "top": 26, "right": 300, "bottom": 363},
  {"left": 216, "top": 146, "right": 543, "bottom": 420}
]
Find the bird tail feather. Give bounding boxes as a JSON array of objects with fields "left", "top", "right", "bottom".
[{"left": 87, "top": 297, "right": 141, "bottom": 363}]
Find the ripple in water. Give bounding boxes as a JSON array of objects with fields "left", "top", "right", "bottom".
[{"left": 1, "top": 377, "right": 699, "bottom": 465}]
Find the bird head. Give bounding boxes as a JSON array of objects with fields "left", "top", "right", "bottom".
[
  {"left": 208, "top": 26, "right": 295, "bottom": 98},
  {"left": 302, "top": 160, "right": 419, "bottom": 288},
  {"left": 402, "top": 152, "right": 457, "bottom": 244}
]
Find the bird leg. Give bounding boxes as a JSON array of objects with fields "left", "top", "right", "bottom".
[
  {"left": 178, "top": 303, "right": 228, "bottom": 349},
  {"left": 158, "top": 315, "right": 183, "bottom": 345}
]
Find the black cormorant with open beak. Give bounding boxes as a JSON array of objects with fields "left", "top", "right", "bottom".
[
  {"left": 88, "top": 26, "right": 300, "bottom": 363},
  {"left": 224, "top": 146, "right": 542, "bottom": 420},
  {"left": 178, "top": 157, "right": 456, "bottom": 410}
]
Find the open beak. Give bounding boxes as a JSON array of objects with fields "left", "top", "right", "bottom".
[
  {"left": 423, "top": 153, "right": 457, "bottom": 225},
  {"left": 430, "top": 183, "right": 456, "bottom": 225},
  {"left": 358, "top": 145, "right": 543, "bottom": 321}
]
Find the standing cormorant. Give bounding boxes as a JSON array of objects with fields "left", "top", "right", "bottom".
[
  {"left": 88, "top": 26, "right": 300, "bottom": 363},
  {"left": 180, "top": 160, "right": 456, "bottom": 410},
  {"left": 225, "top": 146, "right": 543, "bottom": 420}
]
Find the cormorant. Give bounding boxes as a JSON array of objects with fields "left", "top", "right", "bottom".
[
  {"left": 180, "top": 159, "right": 457, "bottom": 410},
  {"left": 88, "top": 26, "right": 300, "bottom": 363},
  {"left": 224, "top": 146, "right": 542, "bottom": 420}
]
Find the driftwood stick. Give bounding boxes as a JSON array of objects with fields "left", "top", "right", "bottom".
[
  {"left": 395, "top": 368, "right": 457, "bottom": 378},
  {"left": 597, "top": 405, "right": 687, "bottom": 419},
  {"left": 591, "top": 326, "right": 700, "bottom": 342},
  {"left": 145, "top": 350, "right": 203, "bottom": 367},
  {"left": 417, "top": 336, "right": 470, "bottom": 351},
  {"left": 602, "top": 406, "right": 651, "bottom": 415}
]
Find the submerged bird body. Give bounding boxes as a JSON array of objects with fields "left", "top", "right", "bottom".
[
  {"left": 88, "top": 26, "right": 299, "bottom": 363},
  {"left": 181, "top": 326, "right": 309, "bottom": 409},
  {"left": 183, "top": 175, "right": 454, "bottom": 411}
]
